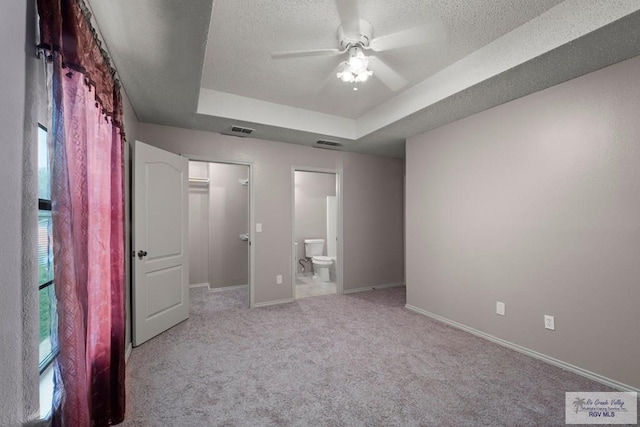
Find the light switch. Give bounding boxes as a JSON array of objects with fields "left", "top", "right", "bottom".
[{"left": 256, "top": 223, "right": 262, "bottom": 232}]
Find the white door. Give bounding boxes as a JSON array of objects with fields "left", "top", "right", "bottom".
[{"left": 133, "top": 141, "right": 189, "bottom": 346}]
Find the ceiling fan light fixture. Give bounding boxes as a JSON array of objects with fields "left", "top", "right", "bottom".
[
  {"left": 336, "top": 45, "right": 373, "bottom": 85},
  {"left": 337, "top": 68, "right": 353, "bottom": 82},
  {"left": 347, "top": 46, "right": 368, "bottom": 74},
  {"left": 336, "top": 67, "right": 373, "bottom": 83},
  {"left": 355, "top": 70, "right": 373, "bottom": 82}
]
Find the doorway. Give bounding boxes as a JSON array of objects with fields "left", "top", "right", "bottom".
[
  {"left": 292, "top": 168, "right": 342, "bottom": 299},
  {"left": 187, "top": 159, "right": 253, "bottom": 309}
]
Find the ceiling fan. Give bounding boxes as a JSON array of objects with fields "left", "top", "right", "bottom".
[{"left": 270, "top": 0, "right": 446, "bottom": 92}]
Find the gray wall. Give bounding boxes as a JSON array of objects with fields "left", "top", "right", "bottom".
[
  {"left": 136, "top": 124, "right": 405, "bottom": 302},
  {"left": 342, "top": 153, "right": 405, "bottom": 289},
  {"left": 294, "top": 171, "right": 336, "bottom": 273},
  {"left": 208, "top": 163, "right": 249, "bottom": 288},
  {"left": 188, "top": 161, "right": 210, "bottom": 285},
  {"left": 406, "top": 55, "right": 640, "bottom": 390},
  {"left": 188, "top": 162, "right": 250, "bottom": 288},
  {"left": 123, "top": 93, "right": 138, "bottom": 355}
]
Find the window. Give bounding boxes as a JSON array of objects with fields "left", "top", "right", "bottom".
[{"left": 38, "top": 124, "right": 58, "bottom": 417}]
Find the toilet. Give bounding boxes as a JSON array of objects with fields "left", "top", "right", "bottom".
[{"left": 304, "top": 239, "right": 333, "bottom": 282}]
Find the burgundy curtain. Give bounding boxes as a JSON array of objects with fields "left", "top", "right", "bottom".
[{"left": 38, "top": 0, "right": 126, "bottom": 425}]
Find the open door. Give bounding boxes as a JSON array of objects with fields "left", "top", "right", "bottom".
[{"left": 133, "top": 141, "right": 189, "bottom": 346}]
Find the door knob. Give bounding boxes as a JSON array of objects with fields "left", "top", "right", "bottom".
[{"left": 137, "top": 250, "right": 148, "bottom": 259}]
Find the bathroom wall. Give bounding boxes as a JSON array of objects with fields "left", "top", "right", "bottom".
[
  {"left": 406, "top": 55, "right": 640, "bottom": 390},
  {"left": 136, "top": 123, "right": 405, "bottom": 302},
  {"left": 208, "top": 163, "right": 249, "bottom": 288},
  {"left": 294, "top": 171, "right": 336, "bottom": 273}
]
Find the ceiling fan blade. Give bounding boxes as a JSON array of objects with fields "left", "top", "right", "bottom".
[
  {"left": 369, "top": 22, "right": 446, "bottom": 52},
  {"left": 368, "top": 58, "right": 408, "bottom": 92},
  {"left": 335, "top": 0, "right": 360, "bottom": 33},
  {"left": 315, "top": 62, "right": 345, "bottom": 95},
  {"left": 270, "top": 48, "right": 342, "bottom": 60}
]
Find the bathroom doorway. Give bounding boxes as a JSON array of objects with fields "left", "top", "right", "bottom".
[
  {"left": 187, "top": 159, "right": 254, "bottom": 309},
  {"left": 292, "top": 168, "right": 342, "bottom": 299}
]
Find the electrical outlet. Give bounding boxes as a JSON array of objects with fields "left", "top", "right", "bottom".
[
  {"left": 496, "top": 301, "right": 506, "bottom": 316},
  {"left": 544, "top": 315, "right": 555, "bottom": 330},
  {"left": 276, "top": 275, "right": 282, "bottom": 285}
]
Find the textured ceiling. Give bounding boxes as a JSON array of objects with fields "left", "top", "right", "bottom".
[
  {"left": 88, "top": 0, "right": 640, "bottom": 158},
  {"left": 202, "top": 0, "right": 562, "bottom": 118}
]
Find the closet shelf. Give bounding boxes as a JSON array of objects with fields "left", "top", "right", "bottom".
[{"left": 189, "top": 177, "right": 209, "bottom": 186}]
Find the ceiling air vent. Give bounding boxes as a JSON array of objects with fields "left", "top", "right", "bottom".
[
  {"left": 228, "top": 125, "right": 255, "bottom": 136},
  {"left": 316, "top": 140, "right": 342, "bottom": 147}
]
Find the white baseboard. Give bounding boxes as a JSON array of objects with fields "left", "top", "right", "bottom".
[
  {"left": 208, "top": 284, "right": 248, "bottom": 292},
  {"left": 189, "top": 282, "right": 210, "bottom": 289},
  {"left": 254, "top": 298, "right": 295, "bottom": 308},
  {"left": 125, "top": 342, "right": 132, "bottom": 363},
  {"left": 343, "top": 282, "right": 405, "bottom": 294},
  {"left": 405, "top": 304, "right": 639, "bottom": 394}
]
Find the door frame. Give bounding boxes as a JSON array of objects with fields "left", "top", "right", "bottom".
[
  {"left": 291, "top": 166, "right": 344, "bottom": 297},
  {"left": 185, "top": 154, "right": 255, "bottom": 308}
]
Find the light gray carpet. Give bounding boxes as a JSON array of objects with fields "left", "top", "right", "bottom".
[
  {"left": 121, "top": 286, "right": 620, "bottom": 426},
  {"left": 189, "top": 286, "right": 249, "bottom": 313}
]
